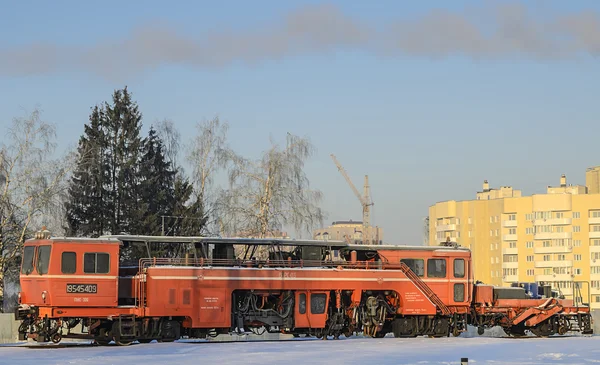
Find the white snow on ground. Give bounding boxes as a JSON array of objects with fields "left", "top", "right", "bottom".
[{"left": 1, "top": 333, "right": 600, "bottom": 365}]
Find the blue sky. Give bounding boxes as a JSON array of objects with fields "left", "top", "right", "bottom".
[{"left": 1, "top": 0, "right": 600, "bottom": 244}]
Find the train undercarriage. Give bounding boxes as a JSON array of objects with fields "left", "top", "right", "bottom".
[{"left": 16, "top": 288, "right": 593, "bottom": 345}]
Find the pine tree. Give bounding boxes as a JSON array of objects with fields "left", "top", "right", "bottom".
[
  {"left": 168, "top": 175, "right": 207, "bottom": 236},
  {"left": 65, "top": 106, "right": 108, "bottom": 237},
  {"left": 137, "top": 126, "right": 176, "bottom": 235},
  {"left": 103, "top": 87, "right": 143, "bottom": 234}
]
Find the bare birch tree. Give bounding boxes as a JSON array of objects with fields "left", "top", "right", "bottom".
[
  {"left": 156, "top": 118, "right": 181, "bottom": 170},
  {"left": 186, "top": 116, "right": 232, "bottom": 235},
  {"left": 218, "top": 133, "right": 325, "bottom": 253},
  {"left": 1, "top": 109, "right": 73, "bottom": 311}
]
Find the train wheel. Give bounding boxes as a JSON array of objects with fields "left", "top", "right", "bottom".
[
  {"left": 115, "top": 339, "right": 133, "bottom": 346},
  {"left": 530, "top": 321, "right": 554, "bottom": 337},
  {"left": 94, "top": 328, "right": 112, "bottom": 346},
  {"left": 51, "top": 332, "right": 62, "bottom": 344}
]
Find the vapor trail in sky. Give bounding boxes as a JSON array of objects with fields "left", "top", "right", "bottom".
[{"left": 1, "top": 2, "right": 599, "bottom": 79}]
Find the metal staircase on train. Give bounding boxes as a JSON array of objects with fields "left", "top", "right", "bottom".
[{"left": 398, "top": 262, "right": 451, "bottom": 315}]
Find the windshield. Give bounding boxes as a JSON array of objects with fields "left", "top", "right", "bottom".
[
  {"left": 21, "top": 246, "right": 35, "bottom": 275},
  {"left": 36, "top": 245, "right": 51, "bottom": 275}
]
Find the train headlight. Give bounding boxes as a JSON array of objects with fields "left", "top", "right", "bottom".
[
  {"left": 17, "top": 292, "right": 21, "bottom": 303},
  {"left": 41, "top": 291, "right": 47, "bottom": 302}
]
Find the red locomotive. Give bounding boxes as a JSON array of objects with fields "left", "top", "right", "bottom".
[{"left": 14, "top": 230, "right": 593, "bottom": 345}]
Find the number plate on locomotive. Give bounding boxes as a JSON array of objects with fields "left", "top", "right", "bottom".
[{"left": 66, "top": 284, "right": 97, "bottom": 294}]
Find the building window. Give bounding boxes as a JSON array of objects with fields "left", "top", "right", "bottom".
[
  {"left": 574, "top": 240, "right": 581, "bottom": 247},
  {"left": 575, "top": 254, "right": 582, "bottom": 261},
  {"left": 509, "top": 242, "right": 517, "bottom": 248},
  {"left": 527, "top": 269, "right": 534, "bottom": 276},
  {"left": 490, "top": 230, "right": 493, "bottom": 236},
  {"left": 575, "top": 268, "right": 582, "bottom": 275},
  {"left": 490, "top": 257, "right": 494, "bottom": 264},
  {"left": 508, "top": 214, "right": 516, "bottom": 221},
  {"left": 526, "top": 241, "right": 533, "bottom": 248},
  {"left": 508, "top": 228, "right": 516, "bottom": 235},
  {"left": 591, "top": 211, "right": 600, "bottom": 218},
  {"left": 592, "top": 267, "right": 600, "bottom": 274},
  {"left": 556, "top": 212, "right": 564, "bottom": 218},
  {"left": 526, "top": 227, "right": 534, "bottom": 235},
  {"left": 573, "top": 212, "right": 580, "bottom": 219},
  {"left": 543, "top": 255, "right": 551, "bottom": 261},
  {"left": 556, "top": 226, "right": 564, "bottom": 233},
  {"left": 527, "top": 255, "right": 534, "bottom": 262},
  {"left": 526, "top": 213, "right": 533, "bottom": 221},
  {"left": 592, "top": 225, "right": 600, "bottom": 232},
  {"left": 593, "top": 239, "right": 600, "bottom": 246},
  {"left": 543, "top": 240, "right": 551, "bottom": 247}
]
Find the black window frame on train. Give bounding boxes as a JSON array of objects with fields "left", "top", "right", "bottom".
[
  {"left": 21, "top": 246, "right": 36, "bottom": 275},
  {"left": 36, "top": 245, "right": 52, "bottom": 275},
  {"left": 83, "top": 252, "right": 110, "bottom": 274},
  {"left": 61, "top": 252, "right": 77, "bottom": 274},
  {"left": 427, "top": 258, "right": 446, "bottom": 278},
  {"left": 453, "top": 258, "right": 465, "bottom": 278},
  {"left": 310, "top": 293, "right": 327, "bottom": 314},
  {"left": 298, "top": 293, "right": 307, "bottom": 314},
  {"left": 400, "top": 258, "right": 425, "bottom": 277},
  {"left": 454, "top": 283, "right": 465, "bottom": 302}
]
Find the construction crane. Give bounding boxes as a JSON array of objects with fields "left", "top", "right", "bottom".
[{"left": 330, "top": 154, "right": 374, "bottom": 244}]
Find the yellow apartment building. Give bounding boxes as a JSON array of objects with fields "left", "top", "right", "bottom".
[{"left": 429, "top": 172, "right": 600, "bottom": 308}]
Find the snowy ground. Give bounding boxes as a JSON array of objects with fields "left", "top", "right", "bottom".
[{"left": 1, "top": 333, "right": 600, "bottom": 365}]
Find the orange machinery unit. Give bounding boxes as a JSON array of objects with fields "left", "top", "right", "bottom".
[{"left": 14, "top": 232, "right": 593, "bottom": 345}]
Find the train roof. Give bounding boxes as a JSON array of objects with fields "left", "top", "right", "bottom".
[
  {"left": 100, "top": 235, "right": 349, "bottom": 249},
  {"left": 342, "top": 243, "right": 470, "bottom": 252}
]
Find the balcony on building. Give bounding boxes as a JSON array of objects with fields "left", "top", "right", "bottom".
[
  {"left": 503, "top": 234, "right": 518, "bottom": 241},
  {"left": 502, "top": 220, "right": 517, "bottom": 227},
  {"left": 591, "top": 287, "right": 600, "bottom": 295},
  {"left": 589, "top": 217, "right": 600, "bottom": 224},
  {"left": 534, "top": 260, "right": 573, "bottom": 268},
  {"left": 535, "top": 274, "right": 574, "bottom": 282},
  {"left": 502, "top": 247, "right": 518, "bottom": 255},
  {"left": 502, "top": 275, "right": 519, "bottom": 283},
  {"left": 533, "top": 232, "right": 572, "bottom": 240},
  {"left": 590, "top": 245, "right": 600, "bottom": 253},
  {"left": 435, "top": 224, "right": 457, "bottom": 232},
  {"left": 533, "top": 218, "right": 572, "bottom": 226},
  {"left": 502, "top": 262, "right": 519, "bottom": 269},
  {"left": 534, "top": 246, "right": 572, "bottom": 254},
  {"left": 590, "top": 231, "right": 600, "bottom": 239}
]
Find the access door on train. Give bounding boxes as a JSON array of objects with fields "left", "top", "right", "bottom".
[{"left": 294, "top": 291, "right": 329, "bottom": 329}]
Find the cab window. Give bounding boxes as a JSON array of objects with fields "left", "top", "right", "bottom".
[
  {"left": 21, "top": 246, "right": 36, "bottom": 275},
  {"left": 427, "top": 258, "right": 446, "bottom": 278},
  {"left": 36, "top": 245, "right": 51, "bottom": 275},
  {"left": 401, "top": 258, "right": 424, "bottom": 277},
  {"left": 84, "top": 253, "right": 110, "bottom": 274},
  {"left": 61, "top": 252, "right": 77, "bottom": 274},
  {"left": 454, "top": 258, "right": 465, "bottom": 278}
]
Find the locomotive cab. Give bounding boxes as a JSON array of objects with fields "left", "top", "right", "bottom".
[{"left": 18, "top": 231, "right": 122, "bottom": 310}]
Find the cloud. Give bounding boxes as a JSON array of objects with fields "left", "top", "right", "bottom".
[{"left": 1, "top": 2, "right": 599, "bottom": 79}]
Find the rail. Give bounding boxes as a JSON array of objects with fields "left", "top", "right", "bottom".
[
  {"left": 134, "top": 257, "right": 453, "bottom": 316},
  {"left": 138, "top": 257, "right": 413, "bottom": 271}
]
